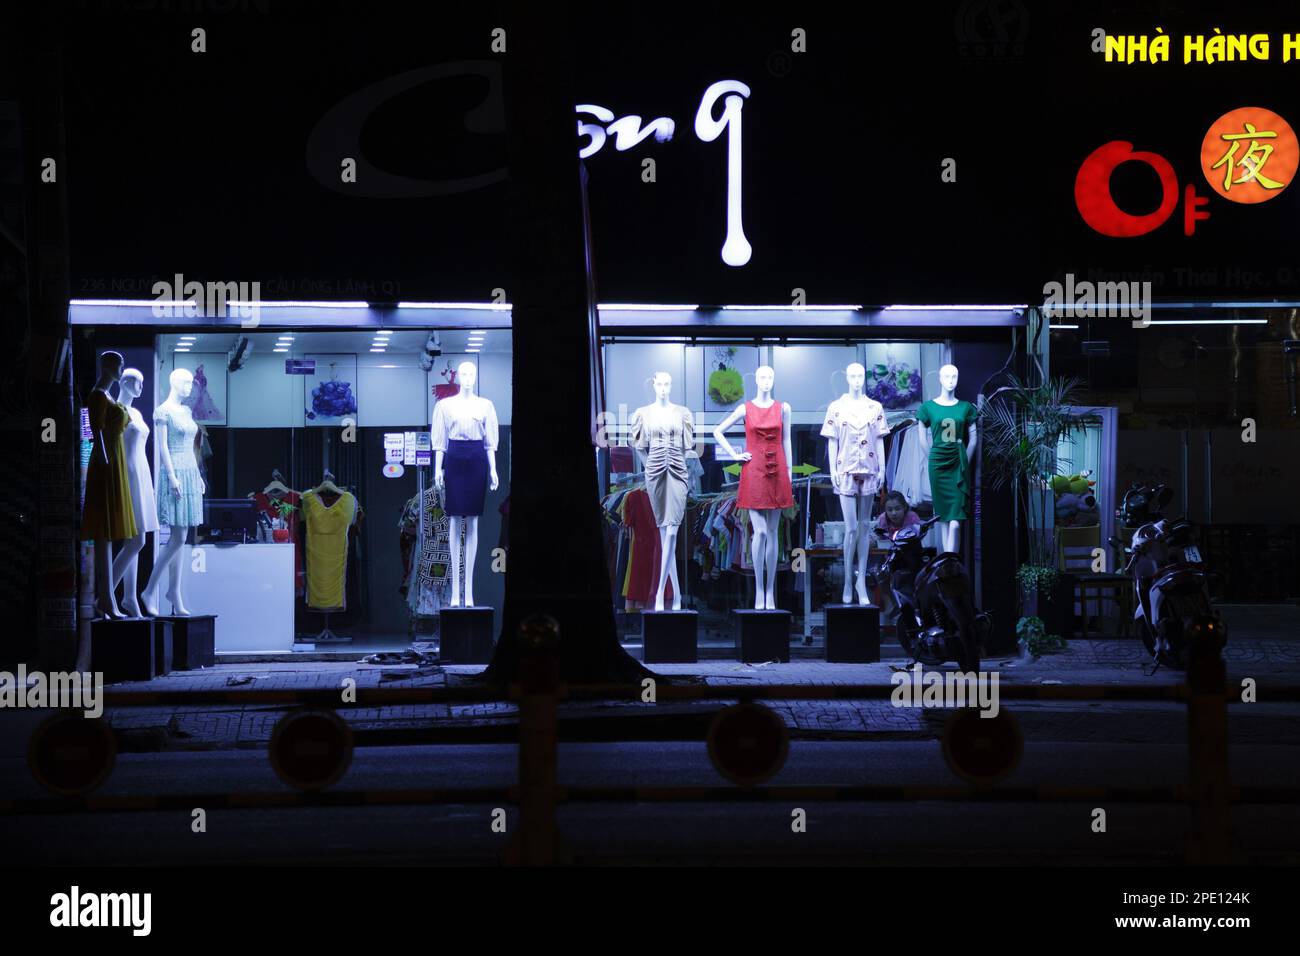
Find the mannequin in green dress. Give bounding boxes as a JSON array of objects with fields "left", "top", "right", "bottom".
[{"left": 917, "top": 364, "right": 978, "bottom": 554}]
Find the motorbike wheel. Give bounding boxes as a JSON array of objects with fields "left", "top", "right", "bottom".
[
  {"left": 1138, "top": 617, "right": 1158, "bottom": 660},
  {"left": 1156, "top": 619, "right": 1189, "bottom": 670},
  {"left": 949, "top": 597, "right": 980, "bottom": 672}
]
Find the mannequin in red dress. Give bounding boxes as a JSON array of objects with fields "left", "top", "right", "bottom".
[{"left": 712, "top": 365, "right": 793, "bottom": 610}]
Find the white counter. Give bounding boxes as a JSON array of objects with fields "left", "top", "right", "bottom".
[{"left": 183, "top": 543, "right": 296, "bottom": 653}]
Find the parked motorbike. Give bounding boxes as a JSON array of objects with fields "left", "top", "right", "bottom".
[
  {"left": 869, "top": 515, "right": 990, "bottom": 671},
  {"left": 1109, "top": 482, "right": 1225, "bottom": 669}
]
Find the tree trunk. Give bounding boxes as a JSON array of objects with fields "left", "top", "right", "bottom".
[{"left": 482, "top": 3, "right": 650, "bottom": 685}]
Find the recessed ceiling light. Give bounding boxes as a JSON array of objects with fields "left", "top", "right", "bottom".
[
  {"left": 273, "top": 347, "right": 289, "bottom": 353},
  {"left": 179, "top": 336, "right": 197, "bottom": 341},
  {"left": 369, "top": 348, "right": 387, "bottom": 353},
  {"left": 466, "top": 348, "right": 481, "bottom": 354}
]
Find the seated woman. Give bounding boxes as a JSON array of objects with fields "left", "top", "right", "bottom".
[
  {"left": 873, "top": 491, "right": 920, "bottom": 627},
  {"left": 875, "top": 491, "right": 921, "bottom": 536}
]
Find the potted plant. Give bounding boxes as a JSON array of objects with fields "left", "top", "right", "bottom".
[
  {"left": 272, "top": 499, "right": 297, "bottom": 542},
  {"left": 982, "top": 373, "right": 1091, "bottom": 634},
  {"left": 1016, "top": 615, "right": 1068, "bottom": 659}
]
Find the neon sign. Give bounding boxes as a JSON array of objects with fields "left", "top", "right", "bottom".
[
  {"left": 1075, "top": 106, "right": 1295, "bottom": 236},
  {"left": 577, "top": 79, "right": 753, "bottom": 267}
]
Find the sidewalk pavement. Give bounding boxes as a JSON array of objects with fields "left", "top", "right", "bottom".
[{"left": 77, "top": 638, "right": 1300, "bottom": 750}]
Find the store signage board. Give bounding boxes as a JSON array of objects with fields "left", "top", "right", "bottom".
[
  {"left": 403, "top": 431, "right": 417, "bottom": 466},
  {"left": 383, "top": 463, "right": 405, "bottom": 478},
  {"left": 285, "top": 359, "right": 315, "bottom": 375}
]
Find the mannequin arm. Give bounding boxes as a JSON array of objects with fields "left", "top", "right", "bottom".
[
  {"left": 965, "top": 422, "right": 978, "bottom": 462},
  {"left": 156, "top": 420, "right": 180, "bottom": 495},
  {"left": 434, "top": 450, "right": 444, "bottom": 488},
  {"left": 488, "top": 448, "right": 499, "bottom": 491},
  {"left": 827, "top": 436, "right": 839, "bottom": 483},
  {"left": 875, "top": 435, "right": 886, "bottom": 484},
  {"left": 711, "top": 404, "right": 749, "bottom": 460},
  {"left": 782, "top": 402, "right": 793, "bottom": 483},
  {"left": 918, "top": 423, "right": 932, "bottom": 456}
]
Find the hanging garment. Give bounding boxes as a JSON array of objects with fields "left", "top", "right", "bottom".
[
  {"left": 821, "top": 395, "right": 891, "bottom": 496},
  {"left": 154, "top": 403, "right": 204, "bottom": 527},
  {"left": 184, "top": 363, "right": 222, "bottom": 421},
  {"left": 399, "top": 486, "right": 451, "bottom": 615},
  {"left": 736, "top": 401, "right": 793, "bottom": 510},
  {"left": 621, "top": 487, "right": 671, "bottom": 604},
  {"left": 82, "top": 389, "right": 138, "bottom": 541},
  {"left": 891, "top": 423, "right": 932, "bottom": 506},
  {"left": 253, "top": 489, "right": 304, "bottom": 595},
  {"left": 917, "top": 399, "right": 978, "bottom": 521},
  {"left": 121, "top": 405, "right": 159, "bottom": 535},
  {"left": 302, "top": 489, "right": 358, "bottom": 611},
  {"left": 630, "top": 402, "right": 694, "bottom": 528}
]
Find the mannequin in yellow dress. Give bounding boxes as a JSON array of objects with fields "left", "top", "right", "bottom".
[{"left": 83, "top": 350, "right": 138, "bottom": 619}]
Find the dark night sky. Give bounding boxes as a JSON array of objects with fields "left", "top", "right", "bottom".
[{"left": 56, "top": 0, "right": 1300, "bottom": 304}]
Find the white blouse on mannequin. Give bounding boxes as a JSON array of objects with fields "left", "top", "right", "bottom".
[{"left": 431, "top": 395, "right": 500, "bottom": 451}]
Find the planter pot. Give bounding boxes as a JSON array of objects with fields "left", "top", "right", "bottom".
[{"left": 272, "top": 529, "right": 290, "bottom": 543}]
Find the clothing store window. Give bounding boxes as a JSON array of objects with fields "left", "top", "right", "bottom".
[
  {"left": 599, "top": 338, "right": 948, "bottom": 645},
  {"left": 81, "top": 326, "right": 513, "bottom": 655}
]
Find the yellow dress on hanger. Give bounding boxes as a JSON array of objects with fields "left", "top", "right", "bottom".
[{"left": 302, "top": 490, "right": 357, "bottom": 611}]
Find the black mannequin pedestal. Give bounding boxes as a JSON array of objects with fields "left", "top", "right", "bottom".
[
  {"left": 641, "top": 610, "right": 699, "bottom": 663},
  {"left": 91, "top": 617, "right": 174, "bottom": 682},
  {"left": 160, "top": 615, "right": 216, "bottom": 670},
  {"left": 440, "top": 606, "right": 494, "bottom": 664},
  {"left": 733, "top": 609, "right": 792, "bottom": 663},
  {"left": 823, "top": 604, "right": 881, "bottom": 662}
]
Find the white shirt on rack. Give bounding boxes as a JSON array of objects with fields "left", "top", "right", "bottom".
[{"left": 431, "top": 393, "right": 500, "bottom": 451}]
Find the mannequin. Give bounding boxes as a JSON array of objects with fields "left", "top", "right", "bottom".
[
  {"left": 83, "top": 350, "right": 138, "bottom": 619},
  {"left": 630, "top": 372, "right": 695, "bottom": 611},
  {"left": 109, "top": 369, "right": 159, "bottom": 618},
  {"left": 432, "top": 361, "right": 499, "bottom": 608},
  {"left": 821, "top": 363, "right": 890, "bottom": 605},
  {"left": 918, "top": 364, "right": 978, "bottom": 554},
  {"left": 713, "top": 365, "right": 792, "bottom": 610},
  {"left": 141, "top": 368, "right": 206, "bottom": 616}
]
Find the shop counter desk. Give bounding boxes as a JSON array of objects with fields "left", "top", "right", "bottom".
[{"left": 183, "top": 542, "right": 295, "bottom": 653}]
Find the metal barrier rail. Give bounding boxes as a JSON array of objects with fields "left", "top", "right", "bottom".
[
  {"left": 5, "top": 785, "right": 1300, "bottom": 816},
  {"left": 19, "top": 616, "right": 1257, "bottom": 864},
  {"left": 97, "top": 682, "right": 1300, "bottom": 707}
]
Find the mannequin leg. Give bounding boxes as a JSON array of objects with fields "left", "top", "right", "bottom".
[
  {"left": 945, "top": 520, "right": 961, "bottom": 554},
  {"left": 838, "top": 495, "right": 859, "bottom": 604},
  {"left": 448, "top": 516, "right": 463, "bottom": 608},
  {"left": 655, "top": 525, "right": 678, "bottom": 612},
  {"left": 166, "top": 526, "right": 194, "bottom": 616},
  {"left": 142, "top": 526, "right": 186, "bottom": 616},
  {"left": 749, "top": 510, "right": 769, "bottom": 610},
  {"left": 111, "top": 534, "right": 146, "bottom": 617},
  {"left": 93, "top": 540, "right": 123, "bottom": 618},
  {"left": 855, "top": 499, "right": 874, "bottom": 606},
  {"left": 463, "top": 517, "right": 479, "bottom": 607},
  {"left": 666, "top": 525, "right": 682, "bottom": 610}
]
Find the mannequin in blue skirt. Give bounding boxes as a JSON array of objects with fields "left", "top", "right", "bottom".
[{"left": 432, "top": 361, "right": 500, "bottom": 608}]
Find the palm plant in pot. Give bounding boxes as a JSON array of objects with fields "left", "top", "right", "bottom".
[{"left": 981, "top": 373, "right": 1091, "bottom": 627}]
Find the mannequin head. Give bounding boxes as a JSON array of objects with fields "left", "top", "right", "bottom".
[
  {"left": 97, "top": 350, "right": 124, "bottom": 385},
  {"left": 456, "top": 361, "right": 478, "bottom": 394},
  {"left": 846, "top": 362, "right": 866, "bottom": 394},
  {"left": 652, "top": 371, "right": 672, "bottom": 402},
  {"left": 938, "top": 364, "right": 960, "bottom": 395},
  {"left": 169, "top": 367, "right": 194, "bottom": 400},
  {"left": 754, "top": 365, "right": 774, "bottom": 396},
  {"left": 119, "top": 368, "right": 144, "bottom": 402}
]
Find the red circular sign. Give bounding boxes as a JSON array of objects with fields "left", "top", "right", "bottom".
[
  {"left": 269, "top": 710, "right": 353, "bottom": 791},
  {"left": 707, "top": 702, "right": 789, "bottom": 787},
  {"left": 1201, "top": 106, "right": 1298, "bottom": 204},
  {"left": 28, "top": 713, "right": 117, "bottom": 796},
  {"left": 942, "top": 707, "right": 1022, "bottom": 785}
]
